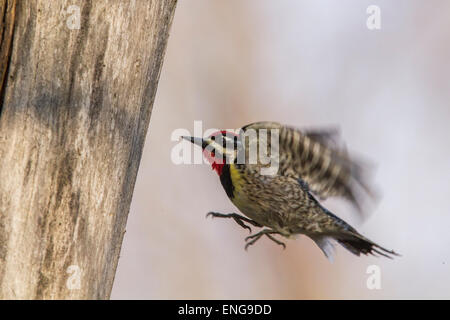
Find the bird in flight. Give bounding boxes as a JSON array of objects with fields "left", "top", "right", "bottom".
[{"left": 183, "top": 121, "right": 399, "bottom": 260}]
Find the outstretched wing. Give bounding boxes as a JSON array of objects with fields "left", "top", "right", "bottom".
[{"left": 240, "top": 121, "right": 377, "bottom": 213}]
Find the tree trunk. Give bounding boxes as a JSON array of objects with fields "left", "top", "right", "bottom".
[{"left": 0, "top": 0, "right": 176, "bottom": 299}]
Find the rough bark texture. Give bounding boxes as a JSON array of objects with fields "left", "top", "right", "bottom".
[{"left": 0, "top": 0, "right": 176, "bottom": 299}]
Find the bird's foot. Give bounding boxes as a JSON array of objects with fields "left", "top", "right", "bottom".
[
  {"left": 245, "top": 229, "right": 286, "bottom": 250},
  {"left": 206, "top": 212, "right": 262, "bottom": 233}
]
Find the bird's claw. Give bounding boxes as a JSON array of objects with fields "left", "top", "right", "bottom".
[
  {"left": 206, "top": 212, "right": 254, "bottom": 233},
  {"left": 244, "top": 230, "right": 286, "bottom": 250}
]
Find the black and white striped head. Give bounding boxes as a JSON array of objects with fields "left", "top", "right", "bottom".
[{"left": 182, "top": 130, "right": 242, "bottom": 175}]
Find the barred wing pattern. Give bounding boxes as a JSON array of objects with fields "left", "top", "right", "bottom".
[{"left": 241, "top": 121, "right": 376, "bottom": 213}]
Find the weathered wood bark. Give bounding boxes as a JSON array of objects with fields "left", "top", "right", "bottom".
[{"left": 0, "top": 0, "right": 176, "bottom": 299}]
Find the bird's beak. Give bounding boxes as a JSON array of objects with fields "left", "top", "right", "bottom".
[{"left": 182, "top": 136, "right": 208, "bottom": 149}]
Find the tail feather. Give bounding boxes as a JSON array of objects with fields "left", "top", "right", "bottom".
[
  {"left": 311, "top": 227, "right": 399, "bottom": 260},
  {"left": 311, "top": 236, "right": 336, "bottom": 262},
  {"left": 336, "top": 233, "right": 400, "bottom": 259},
  {"left": 313, "top": 206, "right": 400, "bottom": 260}
]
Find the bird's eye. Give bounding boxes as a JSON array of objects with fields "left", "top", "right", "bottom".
[{"left": 210, "top": 135, "right": 215, "bottom": 141}]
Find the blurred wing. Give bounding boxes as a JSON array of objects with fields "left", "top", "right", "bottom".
[{"left": 241, "top": 121, "right": 377, "bottom": 213}]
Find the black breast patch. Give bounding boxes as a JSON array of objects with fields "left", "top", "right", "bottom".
[{"left": 220, "top": 164, "right": 235, "bottom": 199}]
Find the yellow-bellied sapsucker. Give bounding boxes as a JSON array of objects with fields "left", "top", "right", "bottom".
[{"left": 183, "top": 121, "right": 398, "bottom": 260}]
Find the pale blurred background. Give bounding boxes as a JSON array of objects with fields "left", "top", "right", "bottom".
[{"left": 111, "top": 0, "right": 450, "bottom": 299}]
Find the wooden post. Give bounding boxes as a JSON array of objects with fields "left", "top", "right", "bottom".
[{"left": 0, "top": 0, "right": 176, "bottom": 299}]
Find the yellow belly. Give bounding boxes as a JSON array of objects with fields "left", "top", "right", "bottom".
[
  {"left": 227, "top": 164, "right": 298, "bottom": 236},
  {"left": 228, "top": 164, "right": 260, "bottom": 221}
]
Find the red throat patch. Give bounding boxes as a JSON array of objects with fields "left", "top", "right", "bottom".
[
  {"left": 203, "top": 130, "right": 238, "bottom": 176},
  {"left": 211, "top": 161, "right": 224, "bottom": 176},
  {"left": 202, "top": 150, "right": 224, "bottom": 176}
]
